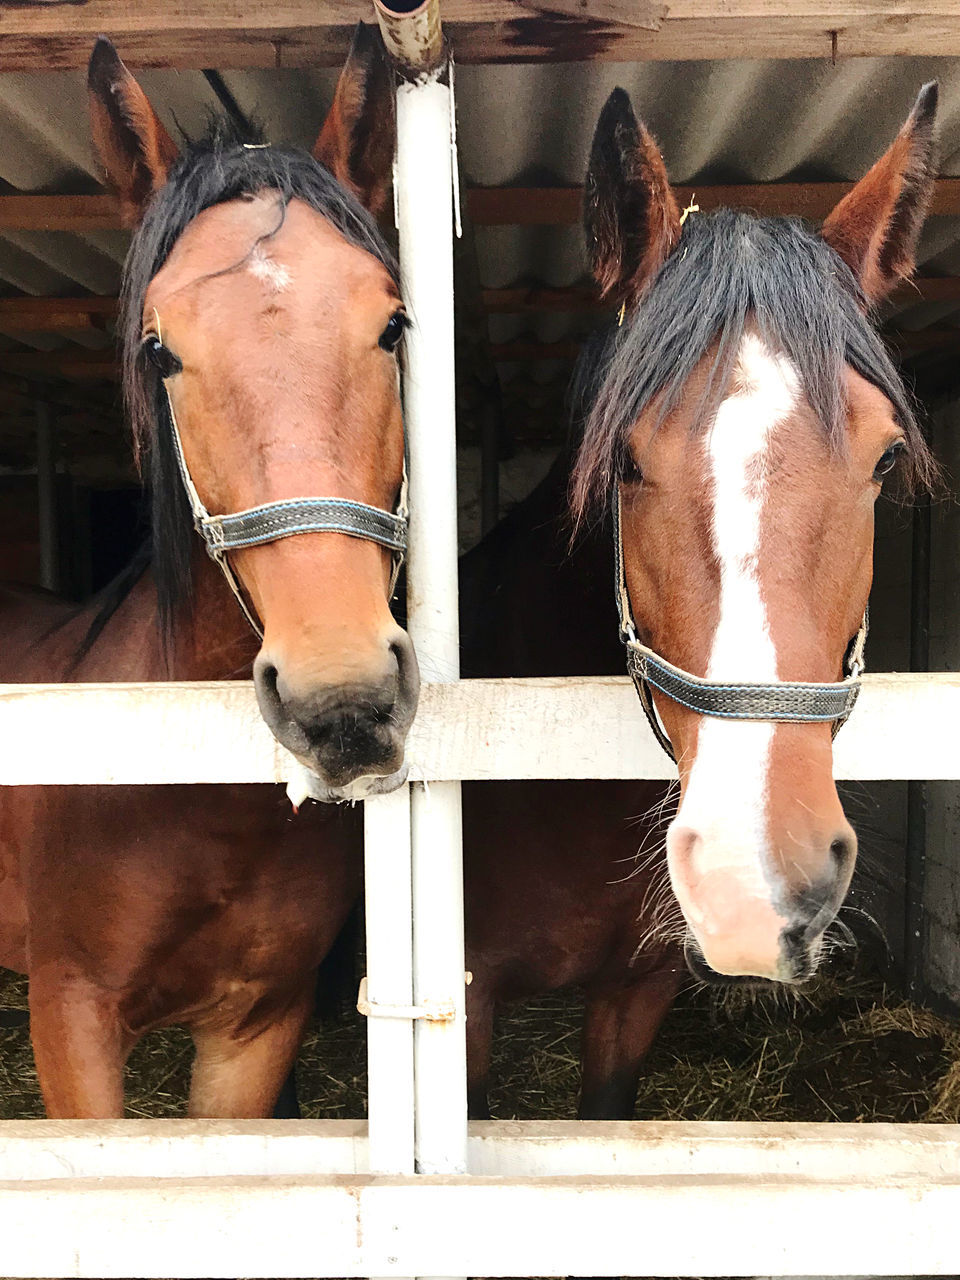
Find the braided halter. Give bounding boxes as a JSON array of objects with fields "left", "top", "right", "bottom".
[
  {"left": 613, "top": 488, "right": 866, "bottom": 763},
  {"left": 149, "top": 313, "right": 407, "bottom": 639}
]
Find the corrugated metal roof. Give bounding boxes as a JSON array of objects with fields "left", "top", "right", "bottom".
[{"left": 0, "top": 52, "right": 959, "bottom": 471}]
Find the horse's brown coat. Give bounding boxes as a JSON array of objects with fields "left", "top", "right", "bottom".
[{"left": 0, "top": 28, "right": 403, "bottom": 1119}]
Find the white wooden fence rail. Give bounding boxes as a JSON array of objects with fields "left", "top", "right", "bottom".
[
  {"left": 0, "top": 670, "right": 956, "bottom": 784},
  {"left": 0, "top": 1119, "right": 956, "bottom": 1277},
  {"left": 1, "top": 673, "right": 958, "bottom": 1276}
]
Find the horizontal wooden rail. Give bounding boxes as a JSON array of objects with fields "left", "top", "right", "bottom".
[
  {"left": 0, "top": 1117, "right": 955, "bottom": 1181},
  {"left": 1, "top": 672, "right": 959, "bottom": 784},
  {"left": 0, "top": 1120, "right": 959, "bottom": 1276},
  {"left": 4, "top": 180, "right": 960, "bottom": 236},
  {"left": 0, "top": 274, "right": 954, "bottom": 337},
  {"left": 468, "top": 179, "right": 960, "bottom": 225}
]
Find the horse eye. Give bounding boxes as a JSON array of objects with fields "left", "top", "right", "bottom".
[
  {"left": 874, "top": 439, "right": 905, "bottom": 481},
  {"left": 142, "top": 337, "right": 183, "bottom": 379},
  {"left": 620, "top": 450, "right": 643, "bottom": 485},
  {"left": 379, "top": 311, "right": 407, "bottom": 353}
]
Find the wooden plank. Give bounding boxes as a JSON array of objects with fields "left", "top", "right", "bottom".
[
  {"left": 2, "top": 1166, "right": 960, "bottom": 1277},
  {"left": 0, "top": 297, "right": 117, "bottom": 321},
  {"left": 0, "top": 194, "right": 120, "bottom": 233},
  {"left": 0, "top": 4, "right": 958, "bottom": 68},
  {"left": 517, "top": 0, "right": 668, "bottom": 30},
  {"left": 5, "top": 180, "right": 960, "bottom": 236},
  {"left": 0, "top": 273, "right": 952, "bottom": 339},
  {"left": 467, "top": 179, "right": 960, "bottom": 225},
  {"left": 0, "top": 350, "right": 117, "bottom": 381},
  {"left": 0, "top": 297, "right": 116, "bottom": 334},
  {"left": 2, "top": 672, "right": 960, "bottom": 785},
  {"left": 2, "top": 1118, "right": 959, "bottom": 1181},
  {"left": 1, "top": 327, "right": 950, "bottom": 380}
]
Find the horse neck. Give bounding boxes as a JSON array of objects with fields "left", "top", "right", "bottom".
[
  {"left": 460, "top": 451, "right": 623, "bottom": 679},
  {"left": 71, "top": 543, "right": 259, "bottom": 683}
]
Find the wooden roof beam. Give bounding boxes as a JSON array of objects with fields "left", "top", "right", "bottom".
[
  {"left": 5, "top": 180, "right": 960, "bottom": 236},
  {"left": 0, "top": 3, "right": 959, "bottom": 68},
  {"left": 467, "top": 180, "right": 960, "bottom": 225}
]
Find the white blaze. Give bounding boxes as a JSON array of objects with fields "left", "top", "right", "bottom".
[
  {"left": 668, "top": 333, "right": 799, "bottom": 919},
  {"left": 248, "top": 243, "right": 291, "bottom": 292}
]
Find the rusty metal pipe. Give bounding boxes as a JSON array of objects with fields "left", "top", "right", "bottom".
[{"left": 373, "top": 0, "right": 444, "bottom": 76}]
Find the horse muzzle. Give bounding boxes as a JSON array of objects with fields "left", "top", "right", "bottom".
[
  {"left": 683, "top": 933, "right": 820, "bottom": 987},
  {"left": 253, "top": 629, "right": 420, "bottom": 800}
]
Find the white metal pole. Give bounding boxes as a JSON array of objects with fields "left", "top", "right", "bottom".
[
  {"left": 363, "top": 788, "right": 415, "bottom": 1176},
  {"left": 398, "top": 72, "right": 468, "bottom": 1181},
  {"left": 375, "top": 0, "right": 468, "bottom": 1184},
  {"left": 36, "top": 400, "right": 58, "bottom": 593}
]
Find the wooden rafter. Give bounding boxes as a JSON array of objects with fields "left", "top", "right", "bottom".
[
  {"left": 4, "top": 180, "right": 960, "bottom": 237},
  {"left": 0, "top": 2, "right": 958, "bottom": 69},
  {"left": 467, "top": 180, "right": 960, "bottom": 225},
  {"left": 0, "top": 274, "right": 954, "bottom": 338}
]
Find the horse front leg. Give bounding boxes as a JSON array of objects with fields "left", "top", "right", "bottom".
[
  {"left": 578, "top": 960, "right": 683, "bottom": 1120},
  {"left": 29, "top": 970, "right": 130, "bottom": 1118},
  {"left": 188, "top": 982, "right": 313, "bottom": 1119}
]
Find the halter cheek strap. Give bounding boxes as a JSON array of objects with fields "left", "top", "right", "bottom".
[
  {"left": 152, "top": 313, "right": 408, "bottom": 640},
  {"left": 613, "top": 487, "right": 867, "bottom": 763}
]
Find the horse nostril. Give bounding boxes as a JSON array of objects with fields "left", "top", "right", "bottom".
[
  {"left": 830, "top": 833, "right": 855, "bottom": 873},
  {"left": 256, "top": 661, "right": 281, "bottom": 709}
]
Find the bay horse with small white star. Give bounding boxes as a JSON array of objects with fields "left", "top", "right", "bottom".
[{"left": 0, "top": 27, "right": 412, "bottom": 1118}]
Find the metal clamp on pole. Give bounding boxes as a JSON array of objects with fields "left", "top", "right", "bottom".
[{"left": 357, "top": 976, "right": 456, "bottom": 1023}]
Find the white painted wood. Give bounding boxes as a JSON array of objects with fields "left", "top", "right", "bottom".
[
  {"left": 364, "top": 788, "right": 416, "bottom": 1176},
  {"left": 2, "top": 1119, "right": 959, "bottom": 1182},
  {"left": 1, "top": 672, "right": 959, "bottom": 784},
  {"left": 393, "top": 48, "right": 469, "bottom": 1191},
  {"left": 2, "top": 1166, "right": 960, "bottom": 1276}
]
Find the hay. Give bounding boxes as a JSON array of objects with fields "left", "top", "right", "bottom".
[{"left": 0, "top": 955, "right": 956, "bottom": 1122}]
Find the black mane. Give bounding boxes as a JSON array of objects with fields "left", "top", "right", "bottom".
[
  {"left": 571, "top": 209, "right": 935, "bottom": 522},
  {"left": 120, "top": 118, "right": 399, "bottom": 643}
]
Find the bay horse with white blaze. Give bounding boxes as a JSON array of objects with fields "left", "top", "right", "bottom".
[
  {"left": 0, "top": 28, "right": 413, "bottom": 1117},
  {"left": 457, "top": 80, "right": 938, "bottom": 1116}
]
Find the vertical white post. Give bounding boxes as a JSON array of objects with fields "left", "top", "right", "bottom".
[
  {"left": 396, "top": 71, "right": 468, "bottom": 1180},
  {"left": 363, "top": 787, "right": 416, "bottom": 1176},
  {"left": 36, "top": 400, "right": 58, "bottom": 593},
  {"left": 375, "top": 0, "right": 468, "bottom": 1186}
]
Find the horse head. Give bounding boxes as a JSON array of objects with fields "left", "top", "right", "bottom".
[
  {"left": 88, "top": 28, "right": 419, "bottom": 802},
  {"left": 574, "top": 84, "right": 939, "bottom": 982}
]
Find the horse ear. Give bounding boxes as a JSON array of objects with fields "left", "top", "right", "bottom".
[
  {"left": 87, "top": 37, "right": 178, "bottom": 229},
  {"left": 313, "top": 23, "right": 395, "bottom": 216},
  {"left": 584, "top": 88, "right": 682, "bottom": 306},
  {"left": 821, "top": 82, "right": 938, "bottom": 305}
]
